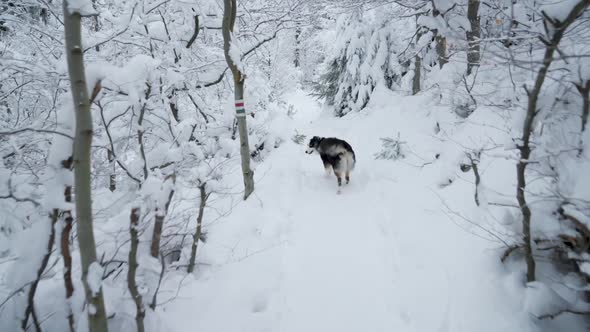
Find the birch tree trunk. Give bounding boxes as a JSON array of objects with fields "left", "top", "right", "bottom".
[
  {"left": 63, "top": 1, "right": 109, "bottom": 331},
  {"left": 222, "top": 0, "right": 255, "bottom": 200}
]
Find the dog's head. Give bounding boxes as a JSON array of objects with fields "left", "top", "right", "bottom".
[{"left": 305, "top": 136, "right": 322, "bottom": 154}]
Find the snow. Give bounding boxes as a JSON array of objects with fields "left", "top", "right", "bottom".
[
  {"left": 66, "top": 0, "right": 98, "bottom": 16},
  {"left": 539, "top": 0, "right": 582, "bottom": 22},
  {"left": 87, "top": 262, "right": 104, "bottom": 297},
  {"left": 524, "top": 282, "right": 569, "bottom": 318},
  {"left": 2, "top": 0, "right": 589, "bottom": 330},
  {"left": 160, "top": 89, "right": 540, "bottom": 332},
  {"left": 229, "top": 36, "right": 245, "bottom": 73}
]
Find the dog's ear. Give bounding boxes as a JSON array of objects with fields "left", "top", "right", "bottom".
[{"left": 308, "top": 136, "right": 317, "bottom": 146}]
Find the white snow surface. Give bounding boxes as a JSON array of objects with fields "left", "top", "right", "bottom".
[
  {"left": 66, "top": 0, "right": 98, "bottom": 16},
  {"left": 157, "top": 89, "right": 551, "bottom": 332},
  {"left": 87, "top": 261, "right": 104, "bottom": 297}
]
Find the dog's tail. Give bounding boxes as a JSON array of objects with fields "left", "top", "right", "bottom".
[{"left": 344, "top": 151, "right": 356, "bottom": 172}]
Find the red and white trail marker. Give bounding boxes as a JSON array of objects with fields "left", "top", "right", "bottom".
[{"left": 235, "top": 99, "right": 246, "bottom": 117}]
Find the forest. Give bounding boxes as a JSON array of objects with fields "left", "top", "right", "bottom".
[{"left": 1, "top": 0, "right": 590, "bottom": 331}]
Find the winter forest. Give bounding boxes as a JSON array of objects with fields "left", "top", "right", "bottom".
[{"left": 1, "top": 0, "right": 590, "bottom": 331}]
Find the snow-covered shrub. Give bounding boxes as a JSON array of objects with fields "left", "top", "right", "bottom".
[
  {"left": 374, "top": 133, "right": 406, "bottom": 161},
  {"left": 291, "top": 131, "right": 306, "bottom": 145}
]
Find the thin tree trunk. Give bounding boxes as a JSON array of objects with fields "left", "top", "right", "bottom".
[
  {"left": 431, "top": 2, "right": 447, "bottom": 68},
  {"left": 412, "top": 55, "right": 421, "bottom": 95},
  {"left": 188, "top": 183, "right": 208, "bottom": 273},
  {"left": 467, "top": 152, "right": 481, "bottom": 206},
  {"left": 149, "top": 254, "right": 165, "bottom": 310},
  {"left": 575, "top": 81, "right": 590, "bottom": 132},
  {"left": 516, "top": 0, "right": 590, "bottom": 283},
  {"left": 22, "top": 210, "right": 57, "bottom": 332},
  {"left": 63, "top": 2, "right": 109, "bottom": 331},
  {"left": 137, "top": 85, "right": 150, "bottom": 182},
  {"left": 21, "top": 154, "right": 73, "bottom": 332},
  {"left": 466, "top": 0, "right": 481, "bottom": 75},
  {"left": 61, "top": 158, "right": 75, "bottom": 332},
  {"left": 222, "top": 0, "right": 255, "bottom": 200},
  {"left": 150, "top": 175, "right": 175, "bottom": 258},
  {"left": 128, "top": 208, "right": 145, "bottom": 332},
  {"left": 108, "top": 149, "right": 115, "bottom": 192},
  {"left": 435, "top": 35, "right": 447, "bottom": 68},
  {"left": 294, "top": 25, "right": 301, "bottom": 67},
  {"left": 413, "top": 15, "right": 423, "bottom": 95}
]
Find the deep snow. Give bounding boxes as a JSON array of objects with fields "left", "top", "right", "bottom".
[{"left": 154, "top": 87, "right": 585, "bottom": 332}]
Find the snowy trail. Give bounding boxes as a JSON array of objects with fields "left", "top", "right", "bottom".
[
  {"left": 279, "top": 168, "right": 397, "bottom": 332},
  {"left": 267, "top": 90, "right": 531, "bottom": 332},
  {"left": 163, "top": 89, "right": 533, "bottom": 332}
]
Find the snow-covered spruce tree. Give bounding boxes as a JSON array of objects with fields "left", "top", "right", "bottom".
[{"left": 313, "top": 8, "right": 408, "bottom": 116}]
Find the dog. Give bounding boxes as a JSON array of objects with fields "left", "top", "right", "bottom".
[{"left": 306, "top": 136, "right": 356, "bottom": 190}]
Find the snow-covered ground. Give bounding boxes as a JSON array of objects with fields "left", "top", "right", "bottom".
[{"left": 157, "top": 88, "right": 574, "bottom": 332}]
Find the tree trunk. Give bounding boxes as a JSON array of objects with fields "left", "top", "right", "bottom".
[
  {"left": 413, "top": 15, "right": 423, "bottom": 95},
  {"left": 466, "top": 0, "right": 481, "bottom": 75},
  {"left": 128, "top": 208, "right": 145, "bottom": 332},
  {"left": 63, "top": 2, "right": 109, "bottom": 331},
  {"left": 294, "top": 25, "right": 301, "bottom": 67},
  {"left": 435, "top": 34, "right": 447, "bottom": 69},
  {"left": 188, "top": 183, "right": 208, "bottom": 273},
  {"left": 22, "top": 210, "right": 57, "bottom": 332},
  {"left": 431, "top": 2, "right": 447, "bottom": 68},
  {"left": 108, "top": 149, "right": 115, "bottom": 192},
  {"left": 516, "top": 0, "right": 590, "bottom": 283},
  {"left": 222, "top": 0, "right": 255, "bottom": 200},
  {"left": 412, "top": 55, "right": 421, "bottom": 95},
  {"left": 150, "top": 176, "right": 175, "bottom": 258},
  {"left": 61, "top": 158, "right": 75, "bottom": 332},
  {"left": 575, "top": 81, "right": 590, "bottom": 132}
]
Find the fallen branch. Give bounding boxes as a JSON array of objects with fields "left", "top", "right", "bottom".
[{"left": 538, "top": 308, "right": 590, "bottom": 320}]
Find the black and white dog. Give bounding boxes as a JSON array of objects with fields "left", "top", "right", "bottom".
[{"left": 306, "top": 136, "right": 356, "bottom": 190}]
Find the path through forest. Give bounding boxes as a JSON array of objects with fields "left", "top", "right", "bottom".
[{"left": 163, "top": 89, "right": 533, "bottom": 332}]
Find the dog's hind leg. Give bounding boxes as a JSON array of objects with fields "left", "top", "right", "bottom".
[
  {"left": 345, "top": 171, "right": 350, "bottom": 184},
  {"left": 334, "top": 170, "right": 342, "bottom": 187},
  {"left": 321, "top": 154, "right": 332, "bottom": 176},
  {"left": 334, "top": 171, "right": 343, "bottom": 194}
]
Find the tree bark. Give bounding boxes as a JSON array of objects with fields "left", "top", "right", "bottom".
[
  {"left": 22, "top": 210, "right": 57, "bottom": 332},
  {"left": 222, "top": 0, "right": 255, "bottom": 200},
  {"left": 575, "top": 81, "right": 590, "bottom": 132},
  {"left": 61, "top": 158, "right": 75, "bottom": 332},
  {"left": 63, "top": 1, "right": 109, "bottom": 331},
  {"left": 412, "top": 14, "right": 424, "bottom": 95},
  {"left": 128, "top": 208, "right": 145, "bottom": 332},
  {"left": 188, "top": 183, "right": 208, "bottom": 273},
  {"left": 150, "top": 175, "right": 175, "bottom": 258},
  {"left": 516, "top": 0, "right": 590, "bottom": 283},
  {"left": 412, "top": 55, "right": 421, "bottom": 95},
  {"left": 107, "top": 149, "right": 115, "bottom": 192},
  {"left": 431, "top": 2, "right": 447, "bottom": 68},
  {"left": 294, "top": 25, "right": 301, "bottom": 67},
  {"left": 466, "top": 0, "right": 481, "bottom": 75},
  {"left": 467, "top": 152, "right": 481, "bottom": 206}
]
